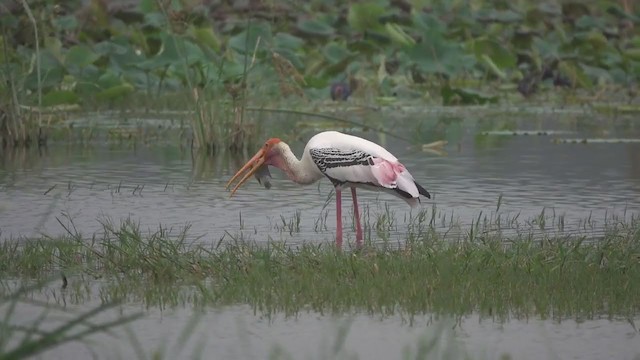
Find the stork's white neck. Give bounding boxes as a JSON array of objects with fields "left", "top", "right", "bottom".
[{"left": 274, "top": 143, "right": 323, "bottom": 185}]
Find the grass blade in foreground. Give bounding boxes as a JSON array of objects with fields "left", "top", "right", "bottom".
[{"left": 0, "top": 279, "right": 143, "bottom": 360}]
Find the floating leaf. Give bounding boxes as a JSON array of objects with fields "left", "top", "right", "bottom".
[
  {"left": 110, "top": 47, "right": 146, "bottom": 71},
  {"left": 297, "top": 18, "right": 335, "bottom": 36},
  {"left": 347, "top": 40, "right": 379, "bottom": 55},
  {"left": 143, "top": 12, "right": 166, "bottom": 28},
  {"left": 228, "top": 22, "right": 272, "bottom": 54},
  {"left": 94, "top": 41, "right": 128, "bottom": 56},
  {"left": 97, "top": 70, "right": 122, "bottom": 89},
  {"left": 96, "top": 83, "right": 135, "bottom": 100},
  {"left": 302, "top": 76, "right": 328, "bottom": 89},
  {"left": 624, "top": 48, "right": 640, "bottom": 62},
  {"left": 385, "top": 23, "right": 415, "bottom": 47},
  {"left": 322, "top": 42, "right": 351, "bottom": 64},
  {"left": 123, "top": 68, "right": 151, "bottom": 89},
  {"left": 24, "top": 51, "right": 66, "bottom": 90},
  {"left": 413, "top": 12, "right": 447, "bottom": 37},
  {"left": 347, "top": 3, "right": 385, "bottom": 32},
  {"left": 471, "top": 38, "right": 516, "bottom": 69},
  {"left": 408, "top": 12, "right": 477, "bottom": 76},
  {"left": 575, "top": 15, "right": 606, "bottom": 30},
  {"left": 586, "top": 30, "right": 608, "bottom": 50},
  {"left": 407, "top": 40, "right": 474, "bottom": 77},
  {"left": 42, "top": 90, "right": 79, "bottom": 106},
  {"left": 581, "top": 64, "right": 612, "bottom": 84},
  {"left": 220, "top": 62, "right": 248, "bottom": 81},
  {"left": 532, "top": 34, "right": 562, "bottom": 60},
  {"left": 139, "top": 0, "right": 156, "bottom": 13},
  {"left": 0, "top": 14, "right": 18, "bottom": 28},
  {"left": 44, "top": 36, "right": 64, "bottom": 62},
  {"left": 54, "top": 15, "right": 78, "bottom": 30},
  {"left": 274, "top": 48, "right": 304, "bottom": 69},
  {"left": 558, "top": 61, "right": 592, "bottom": 88},
  {"left": 538, "top": 3, "right": 562, "bottom": 16},
  {"left": 274, "top": 33, "right": 305, "bottom": 50},
  {"left": 475, "top": 9, "right": 522, "bottom": 23},
  {"left": 561, "top": 2, "right": 590, "bottom": 19},
  {"left": 66, "top": 45, "right": 100, "bottom": 68},
  {"left": 480, "top": 54, "right": 507, "bottom": 79},
  {"left": 190, "top": 26, "right": 221, "bottom": 52},
  {"left": 273, "top": 34, "right": 305, "bottom": 68}
]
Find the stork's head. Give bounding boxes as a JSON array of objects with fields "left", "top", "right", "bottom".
[{"left": 226, "top": 138, "right": 282, "bottom": 196}]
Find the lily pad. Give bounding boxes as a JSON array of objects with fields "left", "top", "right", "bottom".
[
  {"left": 557, "top": 60, "right": 592, "bottom": 88},
  {"left": 54, "top": 15, "right": 78, "bottom": 30},
  {"left": 408, "top": 13, "right": 475, "bottom": 77},
  {"left": 623, "top": 48, "right": 640, "bottom": 62},
  {"left": 97, "top": 70, "right": 122, "bottom": 89},
  {"left": 42, "top": 90, "right": 79, "bottom": 107},
  {"left": 190, "top": 26, "right": 221, "bottom": 52},
  {"left": 228, "top": 22, "right": 272, "bottom": 54},
  {"left": 385, "top": 23, "right": 415, "bottom": 47},
  {"left": 471, "top": 38, "right": 516, "bottom": 69},
  {"left": 96, "top": 83, "right": 135, "bottom": 101},
  {"left": 273, "top": 33, "right": 305, "bottom": 50},
  {"left": 66, "top": 45, "right": 100, "bottom": 68},
  {"left": 94, "top": 41, "right": 129, "bottom": 56},
  {"left": 24, "top": 51, "right": 66, "bottom": 90},
  {"left": 322, "top": 42, "right": 352, "bottom": 64},
  {"left": 347, "top": 3, "right": 385, "bottom": 32},
  {"left": 296, "top": 18, "right": 335, "bottom": 37}
]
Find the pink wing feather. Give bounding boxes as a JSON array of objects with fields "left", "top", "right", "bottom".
[{"left": 371, "top": 158, "right": 406, "bottom": 188}]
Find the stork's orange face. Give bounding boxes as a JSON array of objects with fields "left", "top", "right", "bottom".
[{"left": 225, "top": 138, "right": 281, "bottom": 197}]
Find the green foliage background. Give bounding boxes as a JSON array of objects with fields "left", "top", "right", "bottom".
[{"left": 1, "top": 0, "right": 639, "bottom": 108}]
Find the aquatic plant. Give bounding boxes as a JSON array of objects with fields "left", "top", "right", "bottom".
[
  {"left": 1, "top": 210, "right": 638, "bottom": 321},
  {"left": 1, "top": 0, "right": 638, "bottom": 116}
]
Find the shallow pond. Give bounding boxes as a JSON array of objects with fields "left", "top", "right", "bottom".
[
  {"left": 1, "top": 108, "right": 639, "bottom": 244},
  {"left": 1, "top": 107, "right": 640, "bottom": 359},
  {"left": 11, "top": 301, "right": 640, "bottom": 360}
]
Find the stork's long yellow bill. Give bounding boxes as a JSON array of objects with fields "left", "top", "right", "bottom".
[{"left": 225, "top": 148, "right": 266, "bottom": 197}]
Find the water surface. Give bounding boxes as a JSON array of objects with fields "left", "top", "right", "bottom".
[
  {"left": 1, "top": 110, "right": 639, "bottom": 244},
  {"left": 11, "top": 301, "right": 640, "bottom": 360}
]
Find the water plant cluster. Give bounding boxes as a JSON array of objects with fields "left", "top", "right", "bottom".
[
  {"left": 3, "top": 0, "right": 639, "bottom": 108},
  {"left": 1, "top": 211, "right": 639, "bottom": 320}
]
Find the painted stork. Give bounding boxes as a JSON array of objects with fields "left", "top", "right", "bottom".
[{"left": 225, "top": 131, "right": 431, "bottom": 248}]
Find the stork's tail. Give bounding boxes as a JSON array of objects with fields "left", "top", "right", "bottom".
[{"left": 415, "top": 181, "right": 431, "bottom": 199}]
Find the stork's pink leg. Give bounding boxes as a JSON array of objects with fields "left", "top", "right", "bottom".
[
  {"left": 335, "top": 187, "right": 343, "bottom": 248},
  {"left": 351, "top": 187, "right": 363, "bottom": 247}
]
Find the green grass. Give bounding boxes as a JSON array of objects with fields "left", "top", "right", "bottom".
[{"left": 1, "top": 212, "right": 639, "bottom": 322}]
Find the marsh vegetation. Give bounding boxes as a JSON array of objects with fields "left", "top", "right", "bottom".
[
  {"left": 2, "top": 0, "right": 639, "bottom": 148},
  {"left": 1, "top": 0, "right": 640, "bottom": 358}
]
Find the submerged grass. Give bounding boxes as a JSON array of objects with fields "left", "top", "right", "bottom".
[{"left": 1, "top": 211, "right": 639, "bottom": 322}]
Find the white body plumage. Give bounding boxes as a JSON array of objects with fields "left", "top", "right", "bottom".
[{"left": 298, "top": 131, "right": 430, "bottom": 207}]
